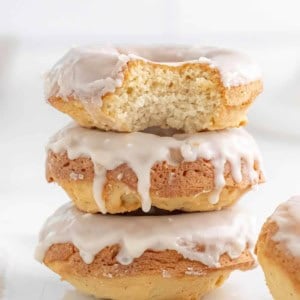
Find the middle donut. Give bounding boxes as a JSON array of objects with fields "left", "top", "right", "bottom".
[{"left": 46, "top": 124, "right": 264, "bottom": 214}]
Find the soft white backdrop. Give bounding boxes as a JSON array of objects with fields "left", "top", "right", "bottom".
[
  {"left": 0, "top": 1, "right": 300, "bottom": 299},
  {"left": 1, "top": 0, "right": 300, "bottom": 37}
]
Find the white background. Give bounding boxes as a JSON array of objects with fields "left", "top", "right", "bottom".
[
  {"left": 0, "top": 1, "right": 300, "bottom": 299},
  {"left": 1, "top": 0, "right": 300, "bottom": 36}
]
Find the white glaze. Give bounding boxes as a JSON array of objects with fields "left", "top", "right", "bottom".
[
  {"left": 47, "top": 124, "right": 263, "bottom": 213},
  {"left": 35, "top": 202, "right": 255, "bottom": 267},
  {"left": 271, "top": 196, "right": 300, "bottom": 256},
  {"left": 44, "top": 46, "right": 129, "bottom": 105},
  {"left": 44, "top": 45, "right": 261, "bottom": 103}
]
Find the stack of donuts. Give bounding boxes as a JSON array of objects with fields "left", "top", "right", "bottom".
[{"left": 36, "top": 46, "right": 265, "bottom": 300}]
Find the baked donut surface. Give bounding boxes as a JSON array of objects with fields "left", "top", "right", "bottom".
[
  {"left": 36, "top": 203, "right": 255, "bottom": 300},
  {"left": 45, "top": 244, "right": 253, "bottom": 300},
  {"left": 256, "top": 196, "right": 300, "bottom": 300},
  {"left": 46, "top": 124, "right": 264, "bottom": 214},
  {"left": 45, "top": 46, "right": 263, "bottom": 133}
]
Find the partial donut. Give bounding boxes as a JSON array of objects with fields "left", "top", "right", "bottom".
[
  {"left": 255, "top": 196, "right": 300, "bottom": 300},
  {"left": 45, "top": 46, "right": 263, "bottom": 133},
  {"left": 46, "top": 124, "right": 264, "bottom": 214},
  {"left": 36, "top": 203, "right": 256, "bottom": 300}
]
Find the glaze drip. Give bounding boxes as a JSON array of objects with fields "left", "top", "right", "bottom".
[
  {"left": 35, "top": 203, "right": 255, "bottom": 267},
  {"left": 47, "top": 124, "right": 263, "bottom": 213}
]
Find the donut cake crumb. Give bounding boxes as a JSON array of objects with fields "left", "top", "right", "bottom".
[{"left": 45, "top": 46, "right": 263, "bottom": 133}]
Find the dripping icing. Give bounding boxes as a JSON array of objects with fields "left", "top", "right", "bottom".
[
  {"left": 35, "top": 203, "right": 255, "bottom": 267},
  {"left": 47, "top": 124, "right": 263, "bottom": 213}
]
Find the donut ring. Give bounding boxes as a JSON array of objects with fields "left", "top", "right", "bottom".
[
  {"left": 46, "top": 125, "right": 264, "bottom": 214},
  {"left": 256, "top": 196, "right": 300, "bottom": 300},
  {"left": 45, "top": 46, "right": 263, "bottom": 133},
  {"left": 36, "top": 203, "right": 255, "bottom": 300}
]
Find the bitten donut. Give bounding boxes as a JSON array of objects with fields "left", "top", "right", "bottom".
[
  {"left": 36, "top": 203, "right": 255, "bottom": 300},
  {"left": 46, "top": 124, "right": 264, "bottom": 214},
  {"left": 256, "top": 196, "right": 300, "bottom": 300},
  {"left": 45, "top": 46, "right": 263, "bottom": 133}
]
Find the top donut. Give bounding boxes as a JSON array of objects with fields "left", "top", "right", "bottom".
[{"left": 45, "top": 46, "right": 263, "bottom": 133}]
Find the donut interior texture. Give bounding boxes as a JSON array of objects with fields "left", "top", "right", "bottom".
[{"left": 45, "top": 46, "right": 263, "bottom": 133}]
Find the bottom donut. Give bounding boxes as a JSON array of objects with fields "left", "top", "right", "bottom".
[{"left": 36, "top": 204, "right": 256, "bottom": 300}]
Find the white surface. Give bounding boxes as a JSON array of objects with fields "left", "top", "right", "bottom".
[{"left": 0, "top": 39, "right": 300, "bottom": 299}]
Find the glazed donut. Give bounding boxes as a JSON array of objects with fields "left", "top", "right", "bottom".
[
  {"left": 45, "top": 46, "right": 263, "bottom": 133},
  {"left": 256, "top": 196, "right": 300, "bottom": 300},
  {"left": 46, "top": 124, "right": 264, "bottom": 214},
  {"left": 36, "top": 203, "right": 255, "bottom": 300}
]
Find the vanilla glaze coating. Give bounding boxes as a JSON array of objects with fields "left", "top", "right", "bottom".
[
  {"left": 47, "top": 124, "right": 263, "bottom": 213},
  {"left": 45, "top": 46, "right": 261, "bottom": 103},
  {"left": 35, "top": 203, "right": 255, "bottom": 267}
]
